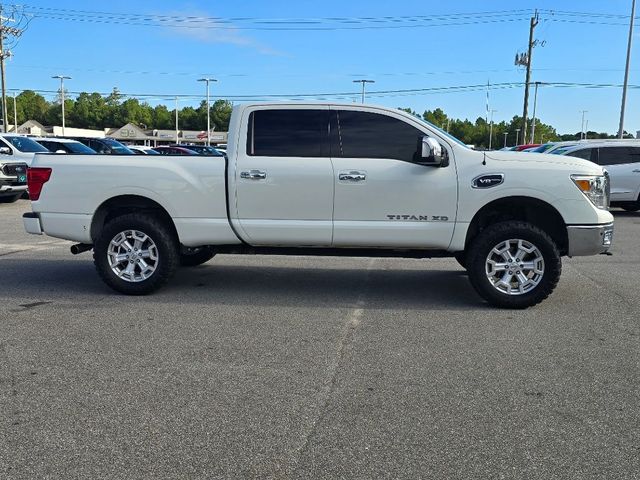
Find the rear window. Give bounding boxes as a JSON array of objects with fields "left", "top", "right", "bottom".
[{"left": 247, "top": 109, "right": 329, "bottom": 157}]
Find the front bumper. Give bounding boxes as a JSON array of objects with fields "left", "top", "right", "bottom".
[
  {"left": 567, "top": 223, "right": 614, "bottom": 256},
  {"left": 23, "top": 212, "right": 43, "bottom": 235}
]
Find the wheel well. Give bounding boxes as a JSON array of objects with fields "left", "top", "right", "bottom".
[
  {"left": 90, "top": 195, "right": 178, "bottom": 243},
  {"left": 465, "top": 197, "right": 568, "bottom": 255}
]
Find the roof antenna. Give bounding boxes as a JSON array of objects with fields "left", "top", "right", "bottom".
[{"left": 482, "top": 152, "right": 487, "bottom": 166}]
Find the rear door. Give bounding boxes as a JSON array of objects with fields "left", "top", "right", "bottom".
[
  {"left": 595, "top": 146, "right": 640, "bottom": 202},
  {"left": 232, "top": 106, "right": 334, "bottom": 246},
  {"left": 329, "top": 107, "right": 457, "bottom": 248}
]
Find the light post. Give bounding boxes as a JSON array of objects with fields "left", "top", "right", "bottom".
[
  {"left": 352, "top": 79, "right": 375, "bottom": 103},
  {"left": 580, "top": 110, "right": 588, "bottom": 140},
  {"left": 488, "top": 109, "right": 497, "bottom": 150},
  {"left": 52, "top": 75, "right": 71, "bottom": 136},
  {"left": 530, "top": 81, "right": 544, "bottom": 143},
  {"left": 503, "top": 132, "right": 508, "bottom": 148},
  {"left": 515, "top": 128, "right": 521, "bottom": 146},
  {"left": 197, "top": 77, "right": 217, "bottom": 146}
]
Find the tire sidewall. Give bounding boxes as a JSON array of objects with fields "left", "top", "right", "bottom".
[
  {"left": 94, "top": 214, "right": 178, "bottom": 295},
  {"left": 467, "top": 222, "right": 561, "bottom": 308}
]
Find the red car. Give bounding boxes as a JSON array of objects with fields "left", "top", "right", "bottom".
[{"left": 514, "top": 143, "right": 541, "bottom": 151}]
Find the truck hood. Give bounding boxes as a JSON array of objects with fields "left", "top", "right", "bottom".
[{"left": 483, "top": 151, "right": 603, "bottom": 175}]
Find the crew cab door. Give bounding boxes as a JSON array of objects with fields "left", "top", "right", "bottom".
[
  {"left": 594, "top": 146, "right": 640, "bottom": 202},
  {"left": 232, "top": 106, "right": 334, "bottom": 246},
  {"left": 330, "top": 107, "right": 457, "bottom": 248}
]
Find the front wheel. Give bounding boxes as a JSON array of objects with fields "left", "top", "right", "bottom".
[
  {"left": 93, "top": 213, "right": 179, "bottom": 295},
  {"left": 466, "top": 221, "right": 561, "bottom": 308}
]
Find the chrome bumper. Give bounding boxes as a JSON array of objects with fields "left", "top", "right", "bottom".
[
  {"left": 23, "top": 212, "right": 43, "bottom": 235},
  {"left": 567, "top": 223, "right": 613, "bottom": 256}
]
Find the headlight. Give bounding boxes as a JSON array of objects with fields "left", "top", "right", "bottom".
[{"left": 571, "top": 174, "right": 609, "bottom": 210}]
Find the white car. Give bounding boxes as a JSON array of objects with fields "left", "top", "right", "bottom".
[
  {"left": 559, "top": 141, "right": 640, "bottom": 211},
  {"left": 0, "top": 134, "right": 50, "bottom": 202},
  {"left": 128, "top": 145, "right": 160, "bottom": 155},
  {"left": 23, "top": 102, "right": 613, "bottom": 308}
]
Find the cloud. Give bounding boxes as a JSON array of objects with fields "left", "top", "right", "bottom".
[{"left": 161, "top": 9, "right": 284, "bottom": 56}]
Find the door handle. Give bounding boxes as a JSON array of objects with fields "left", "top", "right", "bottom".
[
  {"left": 240, "top": 170, "right": 267, "bottom": 180},
  {"left": 339, "top": 171, "right": 366, "bottom": 182},
  {"left": 633, "top": 169, "right": 640, "bottom": 173}
]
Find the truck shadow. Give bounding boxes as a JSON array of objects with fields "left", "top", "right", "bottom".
[{"left": 0, "top": 257, "right": 484, "bottom": 311}]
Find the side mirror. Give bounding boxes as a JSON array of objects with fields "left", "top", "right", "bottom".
[
  {"left": 417, "top": 136, "right": 447, "bottom": 166},
  {"left": 0, "top": 146, "right": 11, "bottom": 155}
]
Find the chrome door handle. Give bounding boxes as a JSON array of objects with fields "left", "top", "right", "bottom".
[
  {"left": 240, "top": 170, "right": 267, "bottom": 180},
  {"left": 339, "top": 172, "right": 366, "bottom": 182}
]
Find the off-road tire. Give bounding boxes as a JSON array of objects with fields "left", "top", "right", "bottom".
[
  {"left": 466, "top": 221, "right": 562, "bottom": 309},
  {"left": 0, "top": 193, "right": 22, "bottom": 203},
  {"left": 93, "top": 213, "right": 179, "bottom": 295}
]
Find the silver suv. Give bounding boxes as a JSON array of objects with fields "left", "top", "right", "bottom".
[{"left": 560, "top": 141, "right": 640, "bottom": 211}]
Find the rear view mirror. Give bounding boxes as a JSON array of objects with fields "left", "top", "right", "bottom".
[
  {"left": 417, "top": 136, "right": 447, "bottom": 167},
  {"left": 0, "top": 146, "right": 11, "bottom": 155}
]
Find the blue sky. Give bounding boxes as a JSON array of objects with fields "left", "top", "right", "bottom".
[{"left": 4, "top": 0, "right": 639, "bottom": 134}]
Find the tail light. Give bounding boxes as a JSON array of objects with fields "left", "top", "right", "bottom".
[{"left": 27, "top": 167, "right": 52, "bottom": 201}]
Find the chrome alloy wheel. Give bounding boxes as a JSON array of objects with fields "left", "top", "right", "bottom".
[
  {"left": 485, "top": 239, "right": 545, "bottom": 295},
  {"left": 107, "top": 229, "right": 159, "bottom": 283}
]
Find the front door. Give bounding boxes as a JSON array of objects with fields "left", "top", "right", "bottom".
[
  {"left": 330, "top": 108, "right": 457, "bottom": 248},
  {"left": 233, "top": 106, "right": 334, "bottom": 246}
]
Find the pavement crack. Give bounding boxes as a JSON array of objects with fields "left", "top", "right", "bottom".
[{"left": 287, "top": 258, "right": 375, "bottom": 478}]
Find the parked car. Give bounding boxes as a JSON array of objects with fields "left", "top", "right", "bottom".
[
  {"left": 170, "top": 144, "right": 224, "bottom": 156},
  {"left": 128, "top": 145, "right": 160, "bottom": 155},
  {"left": 23, "top": 102, "right": 613, "bottom": 308},
  {"left": 514, "top": 144, "right": 541, "bottom": 152},
  {"left": 0, "top": 134, "right": 50, "bottom": 202},
  {"left": 71, "top": 137, "right": 134, "bottom": 155},
  {"left": 559, "top": 141, "right": 640, "bottom": 211},
  {"left": 154, "top": 146, "right": 199, "bottom": 155},
  {"left": 32, "top": 137, "right": 96, "bottom": 154}
]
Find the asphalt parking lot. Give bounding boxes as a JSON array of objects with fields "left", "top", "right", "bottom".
[{"left": 1, "top": 199, "right": 638, "bottom": 479}]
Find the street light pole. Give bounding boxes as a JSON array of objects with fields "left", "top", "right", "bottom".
[
  {"left": 198, "top": 77, "right": 217, "bottom": 146},
  {"left": 618, "top": 0, "right": 636, "bottom": 138},
  {"left": 175, "top": 96, "right": 179, "bottom": 143},
  {"left": 488, "top": 109, "right": 497, "bottom": 150},
  {"left": 515, "top": 128, "right": 521, "bottom": 146},
  {"left": 580, "top": 110, "right": 588, "bottom": 140},
  {"left": 52, "top": 75, "right": 71, "bottom": 136},
  {"left": 503, "top": 132, "right": 508, "bottom": 148},
  {"left": 352, "top": 79, "right": 375, "bottom": 103}
]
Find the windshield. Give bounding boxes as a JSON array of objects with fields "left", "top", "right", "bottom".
[
  {"left": 531, "top": 144, "right": 554, "bottom": 153},
  {"left": 551, "top": 146, "right": 575, "bottom": 155},
  {"left": 4, "top": 136, "right": 49, "bottom": 153},
  {"left": 65, "top": 142, "right": 96, "bottom": 154},
  {"left": 103, "top": 138, "right": 134, "bottom": 154}
]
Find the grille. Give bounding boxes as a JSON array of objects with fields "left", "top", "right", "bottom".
[{"left": 1, "top": 163, "right": 28, "bottom": 177}]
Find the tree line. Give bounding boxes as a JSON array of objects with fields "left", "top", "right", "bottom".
[
  {"left": 6, "top": 89, "right": 627, "bottom": 145},
  {"left": 9, "top": 89, "right": 233, "bottom": 132}
]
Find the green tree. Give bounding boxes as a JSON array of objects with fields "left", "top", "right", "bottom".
[{"left": 15, "top": 90, "right": 50, "bottom": 125}]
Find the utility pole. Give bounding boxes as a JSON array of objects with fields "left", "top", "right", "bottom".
[
  {"left": 488, "top": 109, "right": 497, "bottom": 150},
  {"left": 530, "top": 81, "right": 542, "bottom": 143},
  {"left": 518, "top": 10, "right": 539, "bottom": 142},
  {"left": 52, "top": 75, "right": 71, "bottom": 136},
  {"left": 353, "top": 79, "right": 375, "bottom": 103},
  {"left": 175, "top": 96, "right": 179, "bottom": 143},
  {"left": 618, "top": 0, "right": 636, "bottom": 139},
  {"left": 0, "top": 7, "right": 24, "bottom": 133},
  {"left": 503, "top": 132, "right": 508, "bottom": 148},
  {"left": 585, "top": 120, "right": 589, "bottom": 140},
  {"left": 197, "top": 77, "right": 217, "bottom": 146}
]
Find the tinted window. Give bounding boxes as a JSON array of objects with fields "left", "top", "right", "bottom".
[
  {"left": 335, "top": 110, "right": 423, "bottom": 162},
  {"left": 567, "top": 148, "right": 593, "bottom": 161},
  {"left": 247, "top": 109, "right": 328, "bottom": 157},
  {"left": 4, "top": 136, "right": 49, "bottom": 153},
  {"left": 597, "top": 147, "right": 637, "bottom": 166}
]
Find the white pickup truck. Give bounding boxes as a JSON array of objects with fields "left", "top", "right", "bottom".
[{"left": 23, "top": 103, "right": 614, "bottom": 308}]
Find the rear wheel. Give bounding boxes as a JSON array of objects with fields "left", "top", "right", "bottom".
[
  {"left": 466, "top": 221, "right": 561, "bottom": 308},
  {"left": 180, "top": 247, "right": 216, "bottom": 267},
  {"left": 94, "top": 213, "right": 179, "bottom": 295}
]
